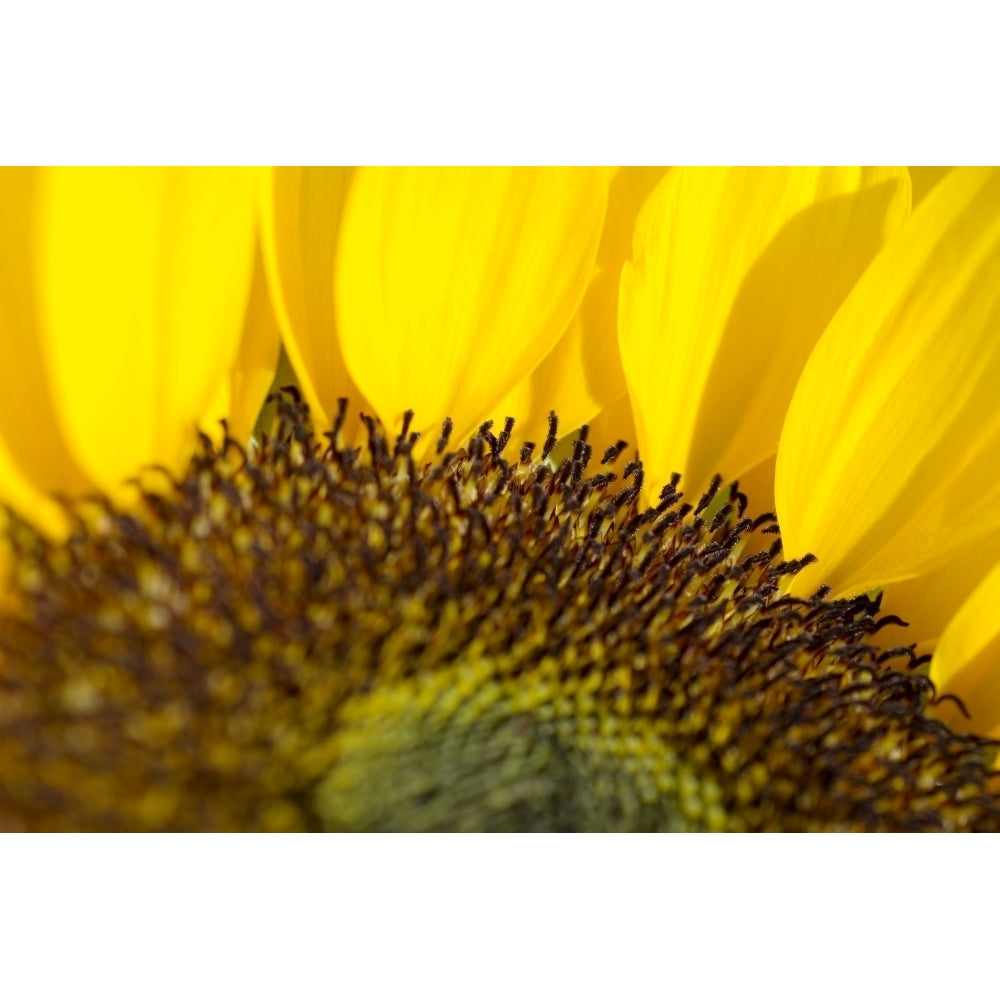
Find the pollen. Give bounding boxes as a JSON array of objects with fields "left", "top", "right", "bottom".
[{"left": 1, "top": 393, "right": 999, "bottom": 832}]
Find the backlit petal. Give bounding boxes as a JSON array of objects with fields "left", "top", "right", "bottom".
[
  {"left": 777, "top": 168, "right": 1000, "bottom": 620},
  {"left": 37, "top": 167, "right": 257, "bottom": 497},
  {"left": 619, "top": 167, "right": 910, "bottom": 504},
  {"left": 877, "top": 530, "right": 1000, "bottom": 651},
  {"left": 578, "top": 391, "right": 638, "bottom": 472},
  {"left": 930, "top": 560, "right": 1000, "bottom": 738},
  {"left": 492, "top": 167, "right": 666, "bottom": 445},
  {"left": 733, "top": 454, "right": 778, "bottom": 528},
  {"left": 909, "top": 166, "right": 952, "bottom": 205},
  {"left": 203, "top": 239, "right": 282, "bottom": 447},
  {"left": 261, "top": 167, "right": 369, "bottom": 435},
  {"left": 334, "top": 167, "right": 608, "bottom": 449}
]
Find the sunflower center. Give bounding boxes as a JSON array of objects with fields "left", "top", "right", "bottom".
[{"left": 1, "top": 393, "right": 998, "bottom": 831}]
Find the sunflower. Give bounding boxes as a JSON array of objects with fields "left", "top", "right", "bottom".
[{"left": 1, "top": 165, "right": 999, "bottom": 831}]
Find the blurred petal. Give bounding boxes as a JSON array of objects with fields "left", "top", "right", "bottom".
[
  {"left": 37, "top": 167, "right": 257, "bottom": 497},
  {"left": 909, "top": 166, "right": 953, "bottom": 205},
  {"left": 619, "top": 166, "right": 910, "bottom": 504},
  {"left": 335, "top": 167, "right": 608, "bottom": 449},
  {"left": 777, "top": 168, "right": 1000, "bottom": 620},
  {"left": 0, "top": 440, "right": 69, "bottom": 541},
  {"left": 0, "top": 167, "right": 91, "bottom": 532},
  {"left": 203, "top": 239, "right": 282, "bottom": 447},
  {"left": 261, "top": 167, "right": 369, "bottom": 435},
  {"left": 492, "top": 167, "right": 666, "bottom": 445},
  {"left": 930, "top": 560, "right": 1000, "bottom": 738}
]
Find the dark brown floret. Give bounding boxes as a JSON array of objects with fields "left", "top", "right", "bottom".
[{"left": 1, "top": 393, "right": 998, "bottom": 831}]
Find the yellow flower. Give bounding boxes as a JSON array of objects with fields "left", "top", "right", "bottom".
[
  {"left": 772, "top": 167, "right": 1000, "bottom": 737},
  {"left": 0, "top": 166, "right": 274, "bottom": 539},
  {"left": 264, "top": 165, "right": 1000, "bottom": 737},
  {"left": 3, "top": 165, "right": 1000, "bottom": 830}
]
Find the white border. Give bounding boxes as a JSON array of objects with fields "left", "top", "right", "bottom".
[
  {"left": 1, "top": 2, "right": 995, "bottom": 163},
  {"left": 2, "top": 835, "right": 997, "bottom": 998}
]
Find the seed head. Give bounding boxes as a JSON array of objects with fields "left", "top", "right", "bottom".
[{"left": 1, "top": 393, "right": 998, "bottom": 831}]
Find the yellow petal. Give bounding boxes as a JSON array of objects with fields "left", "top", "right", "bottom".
[
  {"left": 619, "top": 167, "right": 910, "bottom": 505},
  {"left": 733, "top": 454, "right": 778, "bottom": 527},
  {"left": 492, "top": 167, "right": 667, "bottom": 446},
  {"left": 558, "top": 390, "right": 638, "bottom": 475},
  {"left": 261, "top": 167, "right": 369, "bottom": 436},
  {"left": 0, "top": 440, "right": 70, "bottom": 542},
  {"left": 203, "top": 238, "right": 282, "bottom": 447},
  {"left": 586, "top": 392, "right": 636, "bottom": 455},
  {"left": 334, "top": 167, "right": 608, "bottom": 449},
  {"left": 877, "top": 530, "right": 1000, "bottom": 651},
  {"left": 0, "top": 167, "right": 91, "bottom": 532},
  {"left": 36, "top": 167, "right": 257, "bottom": 497},
  {"left": 930, "top": 560, "right": 1000, "bottom": 738},
  {"left": 777, "top": 168, "right": 1000, "bottom": 619},
  {"left": 909, "top": 166, "right": 952, "bottom": 205}
]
